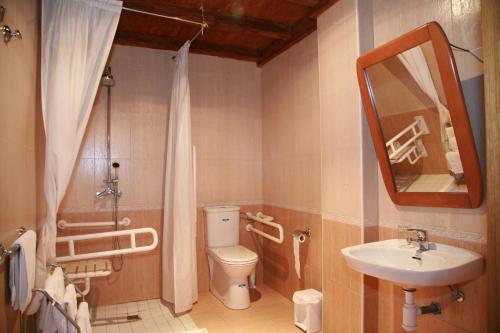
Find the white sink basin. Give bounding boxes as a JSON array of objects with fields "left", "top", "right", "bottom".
[{"left": 341, "top": 239, "right": 483, "bottom": 287}]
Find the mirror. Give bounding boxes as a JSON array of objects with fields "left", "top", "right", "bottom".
[{"left": 357, "top": 22, "right": 482, "bottom": 208}]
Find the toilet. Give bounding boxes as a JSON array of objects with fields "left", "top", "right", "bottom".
[{"left": 204, "top": 205, "right": 258, "bottom": 310}]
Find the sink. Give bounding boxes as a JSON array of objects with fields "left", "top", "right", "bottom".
[{"left": 341, "top": 239, "right": 483, "bottom": 287}]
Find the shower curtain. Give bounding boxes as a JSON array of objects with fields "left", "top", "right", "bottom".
[
  {"left": 162, "top": 41, "right": 198, "bottom": 314},
  {"left": 35, "top": 0, "right": 122, "bottom": 287},
  {"left": 397, "top": 46, "right": 451, "bottom": 151}
]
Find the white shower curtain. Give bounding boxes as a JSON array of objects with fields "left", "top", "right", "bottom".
[
  {"left": 36, "top": 0, "right": 122, "bottom": 287},
  {"left": 162, "top": 42, "right": 198, "bottom": 314},
  {"left": 397, "top": 46, "right": 451, "bottom": 151}
]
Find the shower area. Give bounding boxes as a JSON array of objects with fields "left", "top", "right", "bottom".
[
  {"left": 49, "top": 1, "right": 261, "bottom": 332},
  {"left": 55, "top": 48, "right": 201, "bottom": 330}
]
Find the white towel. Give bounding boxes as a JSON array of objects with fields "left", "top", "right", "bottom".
[
  {"left": 445, "top": 126, "right": 456, "bottom": 139},
  {"left": 25, "top": 267, "right": 65, "bottom": 333},
  {"left": 446, "top": 151, "right": 464, "bottom": 174},
  {"left": 448, "top": 137, "right": 459, "bottom": 152},
  {"left": 9, "top": 230, "right": 36, "bottom": 312},
  {"left": 76, "top": 302, "right": 92, "bottom": 333},
  {"left": 55, "top": 284, "right": 78, "bottom": 333}
]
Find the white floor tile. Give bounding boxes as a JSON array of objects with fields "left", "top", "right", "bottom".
[{"left": 92, "top": 299, "right": 199, "bottom": 333}]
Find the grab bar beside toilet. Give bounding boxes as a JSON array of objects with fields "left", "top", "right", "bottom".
[{"left": 245, "top": 212, "right": 284, "bottom": 244}]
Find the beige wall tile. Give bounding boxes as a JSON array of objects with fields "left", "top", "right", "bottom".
[
  {"left": 60, "top": 46, "right": 262, "bottom": 212},
  {"left": 0, "top": 1, "right": 39, "bottom": 331},
  {"left": 259, "top": 206, "right": 322, "bottom": 300},
  {"left": 261, "top": 33, "right": 322, "bottom": 212},
  {"left": 372, "top": 0, "right": 487, "bottom": 243}
]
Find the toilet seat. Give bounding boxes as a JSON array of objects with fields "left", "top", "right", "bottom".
[{"left": 208, "top": 245, "right": 258, "bottom": 265}]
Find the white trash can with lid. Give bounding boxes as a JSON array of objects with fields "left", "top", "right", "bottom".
[{"left": 293, "top": 289, "right": 323, "bottom": 333}]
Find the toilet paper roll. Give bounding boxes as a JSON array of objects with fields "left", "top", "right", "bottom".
[{"left": 293, "top": 231, "right": 306, "bottom": 280}]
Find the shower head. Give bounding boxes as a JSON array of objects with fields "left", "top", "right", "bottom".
[{"left": 101, "top": 66, "right": 115, "bottom": 86}]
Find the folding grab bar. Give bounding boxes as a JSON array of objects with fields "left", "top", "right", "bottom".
[
  {"left": 245, "top": 212, "right": 284, "bottom": 244},
  {"left": 57, "top": 217, "right": 131, "bottom": 229},
  {"left": 386, "top": 116, "right": 429, "bottom": 165},
  {"left": 56, "top": 228, "right": 158, "bottom": 262}
]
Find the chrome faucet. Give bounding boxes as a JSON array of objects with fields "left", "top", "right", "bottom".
[
  {"left": 96, "top": 185, "right": 114, "bottom": 199},
  {"left": 398, "top": 225, "right": 431, "bottom": 260},
  {"left": 96, "top": 179, "right": 121, "bottom": 200},
  {"left": 406, "top": 228, "right": 430, "bottom": 252}
]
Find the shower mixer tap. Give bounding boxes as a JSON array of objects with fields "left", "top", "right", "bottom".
[{"left": 96, "top": 181, "right": 122, "bottom": 200}]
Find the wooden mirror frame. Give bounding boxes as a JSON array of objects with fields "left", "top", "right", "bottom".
[{"left": 357, "top": 21, "right": 483, "bottom": 208}]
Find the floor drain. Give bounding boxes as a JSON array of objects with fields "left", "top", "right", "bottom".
[{"left": 126, "top": 314, "right": 141, "bottom": 321}]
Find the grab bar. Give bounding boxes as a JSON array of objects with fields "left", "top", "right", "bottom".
[
  {"left": 32, "top": 288, "right": 81, "bottom": 333},
  {"left": 386, "top": 116, "right": 429, "bottom": 164},
  {"left": 56, "top": 227, "right": 158, "bottom": 262},
  {"left": 245, "top": 212, "right": 284, "bottom": 244},
  {"left": 57, "top": 217, "right": 131, "bottom": 229}
]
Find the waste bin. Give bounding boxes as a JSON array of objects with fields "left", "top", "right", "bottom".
[{"left": 293, "top": 289, "right": 323, "bottom": 333}]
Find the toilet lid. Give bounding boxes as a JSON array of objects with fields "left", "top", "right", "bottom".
[{"left": 208, "top": 245, "right": 258, "bottom": 265}]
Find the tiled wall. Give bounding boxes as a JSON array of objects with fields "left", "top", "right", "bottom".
[
  {"left": 369, "top": 1, "right": 487, "bottom": 332},
  {"left": 371, "top": 227, "right": 487, "bottom": 333},
  {"left": 57, "top": 209, "right": 163, "bottom": 306},
  {"left": 50, "top": 0, "right": 487, "bottom": 330},
  {"left": 260, "top": 33, "right": 323, "bottom": 300},
  {"left": 0, "top": 0, "right": 39, "bottom": 332},
  {"left": 317, "top": 1, "right": 372, "bottom": 332},
  {"left": 373, "top": 0, "right": 486, "bottom": 244},
  {"left": 59, "top": 45, "right": 262, "bottom": 213},
  {"left": 57, "top": 45, "right": 263, "bottom": 304},
  {"left": 316, "top": 0, "right": 487, "bottom": 332},
  {"left": 260, "top": 206, "right": 322, "bottom": 300},
  {"left": 261, "top": 33, "right": 322, "bottom": 213}
]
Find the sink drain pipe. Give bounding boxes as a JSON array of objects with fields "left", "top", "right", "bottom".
[{"left": 402, "top": 288, "right": 441, "bottom": 332}]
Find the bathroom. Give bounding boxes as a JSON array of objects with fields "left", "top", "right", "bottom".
[{"left": 0, "top": 0, "right": 498, "bottom": 332}]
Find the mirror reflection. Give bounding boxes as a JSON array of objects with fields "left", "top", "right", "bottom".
[{"left": 366, "top": 41, "right": 466, "bottom": 193}]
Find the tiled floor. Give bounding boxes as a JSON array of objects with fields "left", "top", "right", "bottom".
[
  {"left": 91, "top": 284, "right": 302, "bottom": 333},
  {"left": 190, "top": 284, "right": 303, "bottom": 333},
  {"left": 91, "top": 299, "right": 206, "bottom": 333}
]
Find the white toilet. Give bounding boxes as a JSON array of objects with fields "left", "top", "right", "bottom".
[{"left": 204, "top": 205, "right": 258, "bottom": 310}]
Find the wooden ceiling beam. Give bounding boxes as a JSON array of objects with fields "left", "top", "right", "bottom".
[
  {"left": 257, "top": 18, "right": 316, "bottom": 66},
  {"left": 257, "top": 0, "right": 338, "bottom": 66},
  {"left": 309, "top": 0, "right": 340, "bottom": 18},
  {"left": 122, "top": 0, "right": 291, "bottom": 40},
  {"left": 285, "top": 0, "right": 320, "bottom": 7},
  {"left": 114, "top": 31, "right": 261, "bottom": 62}
]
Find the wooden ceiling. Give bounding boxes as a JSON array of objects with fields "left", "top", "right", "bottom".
[{"left": 114, "top": 0, "right": 338, "bottom": 66}]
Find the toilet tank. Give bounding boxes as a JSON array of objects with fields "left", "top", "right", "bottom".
[{"left": 204, "top": 206, "right": 240, "bottom": 248}]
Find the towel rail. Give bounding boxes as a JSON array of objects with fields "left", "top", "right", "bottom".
[
  {"left": 32, "top": 288, "right": 81, "bottom": 333},
  {"left": 245, "top": 212, "right": 284, "bottom": 244},
  {"left": 48, "top": 263, "right": 86, "bottom": 300},
  {"left": 0, "top": 227, "right": 26, "bottom": 263},
  {"left": 56, "top": 227, "right": 158, "bottom": 262}
]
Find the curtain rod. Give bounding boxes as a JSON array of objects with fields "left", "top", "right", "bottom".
[{"left": 122, "top": 7, "right": 208, "bottom": 28}]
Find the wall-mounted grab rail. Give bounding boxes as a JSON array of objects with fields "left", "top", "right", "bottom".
[
  {"left": 56, "top": 228, "right": 158, "bottom": 262},
  {"left": 386, "top": 116, "right": 429, "bottom": 165},
  {"left": 57, "top": 217, "right": 131, "bottom": 229},
  {"left": 245, "top": 212, "right": 284, "bottom": 244}
]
